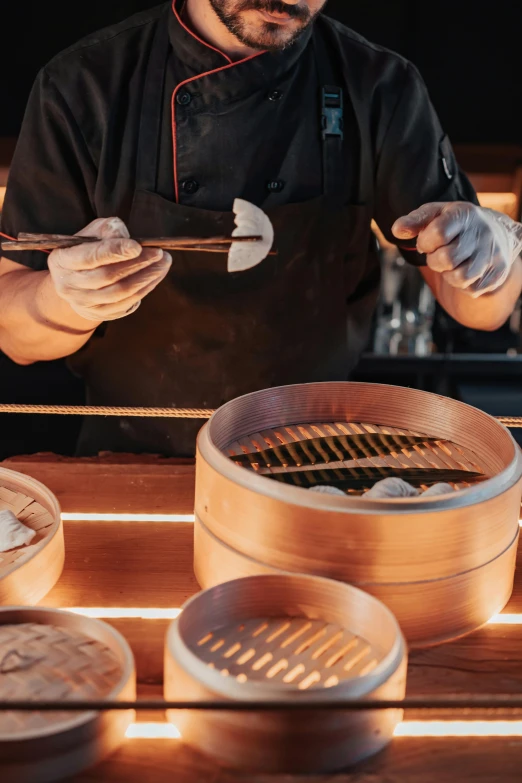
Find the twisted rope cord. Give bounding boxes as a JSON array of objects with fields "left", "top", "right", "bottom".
[
  {"left": 0, "top": 403, "right": 520, "bottom": 427},
  {"left": 0, "top": 404, "right": 214, "bottom": 419},
  {"left": 496, "top": 417, "right": 522, "bottom": 428},
  {"left": 0, "top": 403, "right": 522, "bottom": 429},
  {"left": 0, "top": 403, "right": 521, "bottom": 427}
]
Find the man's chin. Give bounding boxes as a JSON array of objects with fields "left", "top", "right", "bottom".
[{"left": 238, "top": 20, "right": 305, "bottom": 50}]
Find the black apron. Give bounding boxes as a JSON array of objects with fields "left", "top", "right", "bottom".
[{"left": 73, "top": 15, "right": 375, "bottom": 457}]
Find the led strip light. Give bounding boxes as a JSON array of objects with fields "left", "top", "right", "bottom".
[
  {"left": 65, "top": 609, "right": 521, "bottom": 623},
  {"left": 62, "top": 513, "right": 195, "bottom": 522},
  {"left": 62, "top": 514, "right": 522, "bottom": 524},
  {"left": 125, "top": 721, "right": 522, "bottom": 739},
  {"left": 68, "top": 608, "right": 182, "bottom": 620}
]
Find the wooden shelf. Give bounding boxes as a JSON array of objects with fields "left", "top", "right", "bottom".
[{"left": 1, "top": 454, "right": 522, "bottom": 781}]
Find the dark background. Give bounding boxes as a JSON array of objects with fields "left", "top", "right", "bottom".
[
  {"left": 1, "top": 0, "right": 521, "bottom": 143},
  {"left": 1, "top": 1, "right": 521, "bottom": 457}
]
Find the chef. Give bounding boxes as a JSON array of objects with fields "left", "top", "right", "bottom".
[{"left": 1, "top": 0, "right": 521, "bottom": 456}]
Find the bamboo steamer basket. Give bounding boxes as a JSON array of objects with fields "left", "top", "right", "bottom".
[
  {"left": 0, "top": 467, "right": 64, "bottom": 605},
  {"left": 195, "top": 382, "right": 522, "bottom": 647},
  {"left": 0, "top": 606, "right": 136, "bottom": 782},
  {"left": 194, "top": 514, "right": 518, "bottom": 647},
  {"left": 165, "top": 574, "right": 407, "bottom": 773}
]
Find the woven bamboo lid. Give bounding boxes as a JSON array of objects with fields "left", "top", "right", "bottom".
[{"left": 0, "top": 607, "right": 136, "bottom": 783}]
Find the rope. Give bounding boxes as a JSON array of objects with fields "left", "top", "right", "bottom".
[
  {"left": 3, "top": 695, "right": 522, "bottom": 712},
  {"left": 0, "top": 404, "right": 214, "bottom": 419},
  {"left": 497, "top": 417, "right": 522, "bottom": 428},
  {"left": 0, "top": 404, "right": 520, "bottom": 427}
]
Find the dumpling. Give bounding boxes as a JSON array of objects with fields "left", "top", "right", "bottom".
[
  {"left": 421, "top": 483, "right": 455, "bottom": 497},
  {"left": 0, "top": 510, "right": 36, "bottom": 552},
  {"left": 364, "top": 477, "right": 419, "bottom": 499},
  {"left": 309, "top": 486, "right": 346, "bottom": 496},
  {"left": 228, "top": 199, "right": 275, "bottom": 272}
]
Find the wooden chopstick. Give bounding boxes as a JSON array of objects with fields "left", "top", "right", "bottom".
[
  {"left": 2, "top": 233, "right": 266, "bottom": 253},
  {"left": 18, "top": 233, "right": 261, "bottom": 246}
]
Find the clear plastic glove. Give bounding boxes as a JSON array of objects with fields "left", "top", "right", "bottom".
[
  {"left": 392, "top": 203, "right": 522, "bottom": 297},
  {"left": 48, "top": 217, "right": 172, "bottom": 322}
]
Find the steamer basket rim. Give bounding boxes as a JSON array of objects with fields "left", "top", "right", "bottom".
[
  {"left": 0, "top": 466, "right": 63, "bottom": 579},
  {"left": 166, "top": 573, "right": 407, "bottom": 701},
  {"left": 198, "top": 382, "right": 522, "bottom": 514}
]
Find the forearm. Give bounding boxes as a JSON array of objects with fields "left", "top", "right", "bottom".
[
  {"left": 422, "top": 257, "right": 522, "bottom": 332},
  {"left": 0, "top": 259, "right": 99, "bottom": 364}
]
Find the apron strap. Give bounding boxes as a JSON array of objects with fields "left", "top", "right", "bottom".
[
  {"left": 321, "top": 86, "right": 344, "bottom": 200},
  {"left": 312, "top": 30, "right": 345, "bottom": 200},
  {"left": 312, "top": 22, "right": 375, "bottom": 208},
  {"left": 136, "top": 7, "right": 171, "bottom": 193}
]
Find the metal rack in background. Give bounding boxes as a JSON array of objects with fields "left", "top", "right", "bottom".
[
  {"left": 371, "top": 234, "right": 522, "bottom": 359},
  {"left": 4, "top": 695, "right": 522, "bottom": 711}
]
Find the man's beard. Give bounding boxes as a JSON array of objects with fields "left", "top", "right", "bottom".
[{"left": 208, "top": 0, "right": 317, "bottom": 51}]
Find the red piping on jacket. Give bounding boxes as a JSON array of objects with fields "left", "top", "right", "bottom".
[
  {"left": 170, "top": 0, "right": 266, "bottom": 202},
  {"left": 172, "top": 0, "right": 232, "bottom": 64}
]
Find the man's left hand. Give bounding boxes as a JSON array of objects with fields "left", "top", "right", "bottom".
[{"left": 392, "top": 202, "right": 522, "bottom": 297}]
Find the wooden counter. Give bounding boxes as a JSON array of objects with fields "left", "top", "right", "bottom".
[{"left": 3, "top": 452, "right": 522, "bottom": 782}]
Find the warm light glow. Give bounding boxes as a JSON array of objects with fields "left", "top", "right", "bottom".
[
  {"left": 62, "top": 512, "right": 522, "bottom": 527},
  {"left": 62, "top": 513, "right": 195, "bottom": 522},
  {"left": 64, "top": 609, "right": 519, "bottom": 623},
  {"left": 125, "top": 720, "right": 522, "bottom": 741},
  {"left": 126, "top": 722, "right": 181, "bottom": 739},
  {"left": 64, "top": 608, "right": 518, "bottom": 624},
  {"left": 61, "top": 512, "right": 522, "bottom": 526},
  {"left": 0, "top": 187, "right": 5, "bottom": 211},
  {"left": 68, "top": 607, "right": 182, "bottom": 620},
  {"left": 477, "top": 192, "right": 517, "bottom": 217},
  {"left": 488, "top": 614, "right": 522, "bottom": 625},
  {"left": 395, "top": 721, "right": 522, "bottom": 738}
]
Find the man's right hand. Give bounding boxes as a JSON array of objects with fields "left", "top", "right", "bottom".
[{"left": 48, "top": 217, "right": 172, "bottom": 322}]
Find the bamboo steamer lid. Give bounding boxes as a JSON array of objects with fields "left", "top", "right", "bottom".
[
  {"left": 0, "top": 468, "right": 64, "bottom": 605},
  {"left": 165, "top": 574, "right": 407, "bottom": 773},
  {"left": 195, "top": 383, "right": 522, "bottom": 647},
  {"left": 0, "top": 606, "right": 136, "bottom": 782}
]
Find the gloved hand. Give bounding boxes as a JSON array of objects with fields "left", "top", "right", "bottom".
[
  {"left": 392, "top": 203, "right": 522, "bottom": 297},
  {"left": 48, "top": 217, "right": 172, "bottom": 322}
]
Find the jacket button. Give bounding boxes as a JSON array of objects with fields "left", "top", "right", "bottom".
[
  {"left": 266, "top": 180, "right": 285, "bottom": 193},
  {"left": 176, "top": 92, "right": 192, "bottom": 106},
  {"left": 268, "top": 90, "right": 283, "bottom": 101},
  {"left": 182, "top": 179, "right": 199, "bottom": 194}
]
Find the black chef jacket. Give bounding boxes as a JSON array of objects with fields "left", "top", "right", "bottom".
[
  {"left": 1, "top": 1, "right": 478, "bottom": 456},
  {"left": 2, "top": 2, "right": 475, "bottom": 263}
]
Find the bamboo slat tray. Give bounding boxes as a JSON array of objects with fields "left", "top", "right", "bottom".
[
  {"left": 195, "top": 383, "right": 522, "bottom": 647},
  {"left": 165, "top": 574, "right": 407, "bottom": 773},
  {"left": 0, "top": 467, "right": 64, "bottom": 605},
  {"left": 0, "top": 606, "right": 136, "bottom": 782},
  {"left": 225, "top": 421, "right": 485, "bottom": 490}
]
